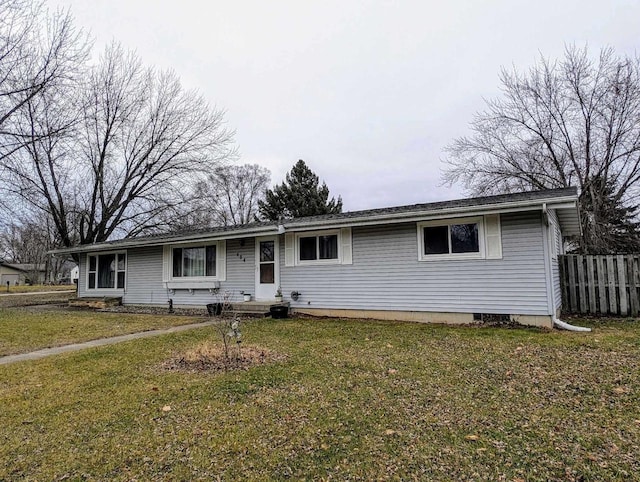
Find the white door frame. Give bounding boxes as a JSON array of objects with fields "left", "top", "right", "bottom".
[{"left": 255, "top": 236, "right": 279, "bottom": 300}]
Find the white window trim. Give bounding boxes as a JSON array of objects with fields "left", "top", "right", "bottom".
[
  {"left": 417, "top": 216, "right": 485, "bottom": 261},
  {"left": 166, "top": 240, "right": 225, "bottom": 283},
  {"left": 86, "top": 251, "right": 127, "bottom": 292},
  {"left": 295, "top": 229, "right": 342, "bottom": 266}
]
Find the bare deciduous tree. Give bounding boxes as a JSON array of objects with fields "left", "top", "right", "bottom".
[
  {"left": 1, "top": 43, "right": 235, "bottom": 249},
  {"left": 443, "top": 46, "right": 640, "bottom": 253},
  {"left": 189, "top": 163, "right": 271, "bottom": 227},
  {"left": 0, "top": 0, "right": 88, "bottom": 159}
]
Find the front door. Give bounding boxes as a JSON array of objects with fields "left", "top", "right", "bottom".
[{"left": 255, "top": 236, "right": 278, "bottom": 300}]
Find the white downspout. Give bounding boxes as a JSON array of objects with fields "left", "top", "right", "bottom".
[
  {"left": 543, "top": 204, "right": 591, "bottom": 332},
  {"left": 553, "top": 317, "right": 591, "bottom": 332}
]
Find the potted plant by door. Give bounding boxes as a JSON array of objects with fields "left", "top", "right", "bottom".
[
  {"left": 243, "top": 293, "right": 251, "bottom": 302},
  {"left": 274, "top": 287, "right": 283, "bottom": 303}
]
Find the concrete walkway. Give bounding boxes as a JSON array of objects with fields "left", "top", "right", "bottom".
[
  {"left": 0, "top": 320, "right": 215, "bottom": 365},
  {"left": 0, "top": 290, "right": 75, "bottom": 297}
]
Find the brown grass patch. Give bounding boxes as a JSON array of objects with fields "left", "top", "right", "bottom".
[{"left": 162, "top": 342, "right": 288, "bottom": 373}]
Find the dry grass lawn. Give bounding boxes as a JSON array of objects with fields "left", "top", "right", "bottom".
[
  {"left": 0, "top": 291, "right": 75, "bottom": 309},
  {"left": 0, "top": 315, "right": 638, "bottom": 480},
  {"left": 0, "top": 284, "right": 75, "bottom": 294},
  {"left": 0, "top": 308, "right": 202, "bottom": 356}
]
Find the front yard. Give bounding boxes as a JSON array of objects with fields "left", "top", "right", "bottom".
[
  {"left": 1, "top": 313, "right": 639, "bottom": 480},
  {"left": 0, "top": 290, "right": 76, "bottom": 309},
  {"left": 0, "top": 284, "right": 76, "bottom": 294},
  {"left": 0, "top": 308, "right": 201, "bottom": 356}
]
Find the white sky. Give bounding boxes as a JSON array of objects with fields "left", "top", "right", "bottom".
[{"left": 51, "top": 0, "right": 640, "bottom": 211}]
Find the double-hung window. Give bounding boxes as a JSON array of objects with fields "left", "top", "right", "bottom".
[
  {"left": 285, "top": 228, "right": 352, "bottom": 267},
  {"left": 417, "top": 217, "right": 484, "bottom": 261},
  {"left": 87, "top": 252, "right": 126, "bottom": 290},
  {"left": 296, "top": 231, "right": 340, "bottom": 265}
]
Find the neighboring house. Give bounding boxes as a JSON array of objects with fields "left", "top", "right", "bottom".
[
  {"left": 0, "top": 263, "right": 24, "bottom": 285},
  {"left": 0, "top": 263, "right": 46, "bottom": 285},
  {"left": 52, "top": 259, "right": 78, "bottom": 284},
  {"left": 51, "top": 188, "right": 580, "bottom": 328}
]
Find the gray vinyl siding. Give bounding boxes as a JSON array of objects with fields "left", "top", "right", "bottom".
[
  {"left": 78, "top": 238, "right": 255, "bottom": 305},
  {"left": 77, "top": 212, "right": 552, "bottom": 315},
  {"left": 281, "top": 212, "right": 550, "bottom": 315}
]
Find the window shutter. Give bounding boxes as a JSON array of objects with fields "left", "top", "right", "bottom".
[
  {"left": 285, "top": 233, "right": 295, "bottom": 267},
  {"left": 341, "top": 227, "right": 353, "bottom": 264},
  {"left": 162, "top": 245, "right": 171, "bottom": 282},
  {"left": 484, "top": 214, "right": 502, "bottom": 259},
  {"left": 217, "top": 241, "right": 226, "bottom": 281}
]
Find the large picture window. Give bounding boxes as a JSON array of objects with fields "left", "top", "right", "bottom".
[
  {"left": 87, "top": 252, "right": 126, "bottom": 290},
  {"left": 417, "top": 218, "right": 484, "bottom": 261},
  {"left": 296, "top": 231, "right": 340, "bottom": 264},
  {"left": 172, "top": 245, "right": 217, "bottom": 278}
]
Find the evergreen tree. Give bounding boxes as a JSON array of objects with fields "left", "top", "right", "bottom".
[
  {"left": 579, "top": 176, "right": 640, "bottom": 253},
  {"left": 259, "top": 160, "right": 343, "bottom": 220}
]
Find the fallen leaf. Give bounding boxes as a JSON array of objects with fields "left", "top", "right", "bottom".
[
  {"left": 386, "top": 343, "right": 393, "bottom": 348},
  {"left": 384, "top": 429, "right": 396, "bottom": 435},
  {"left": 465, "top": 434, "right": 479, "bottom": 441},
  {"left": 162, "top": 405, "right": 171, "bottom": 412},
  {"left": 388, "top": 369, "right": 398, "bottom": 374}
]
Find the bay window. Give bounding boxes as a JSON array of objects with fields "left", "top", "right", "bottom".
[{"left": 87, "top": 252, "right": 126, "bottom": 290}]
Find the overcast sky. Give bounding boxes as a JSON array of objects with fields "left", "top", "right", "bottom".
[{"left": 52, "top": 0, "right": 640, "bottom": 211}]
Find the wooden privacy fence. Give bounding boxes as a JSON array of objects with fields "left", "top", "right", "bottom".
[{"left": 559, "top": 254, "right": 640, "bottom": 316}]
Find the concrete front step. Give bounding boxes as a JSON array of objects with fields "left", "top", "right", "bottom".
[
  {"left": 228, "top": 301, "right": 289, "bottom": 316},
  {"left": 230, "top": 301, "right": 288, "bottom": 311}
]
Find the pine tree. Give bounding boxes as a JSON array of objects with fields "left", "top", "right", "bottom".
[
  {"left": 580, "top": 176, "right": 640, "bottom": 253},
  {"left": 258, "top": 160, "right": 343, "bottom": 220}
]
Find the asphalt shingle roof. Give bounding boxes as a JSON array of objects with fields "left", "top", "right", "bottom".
[{"left": 50, "top": 187, "right": 578, "bottom": 253}]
